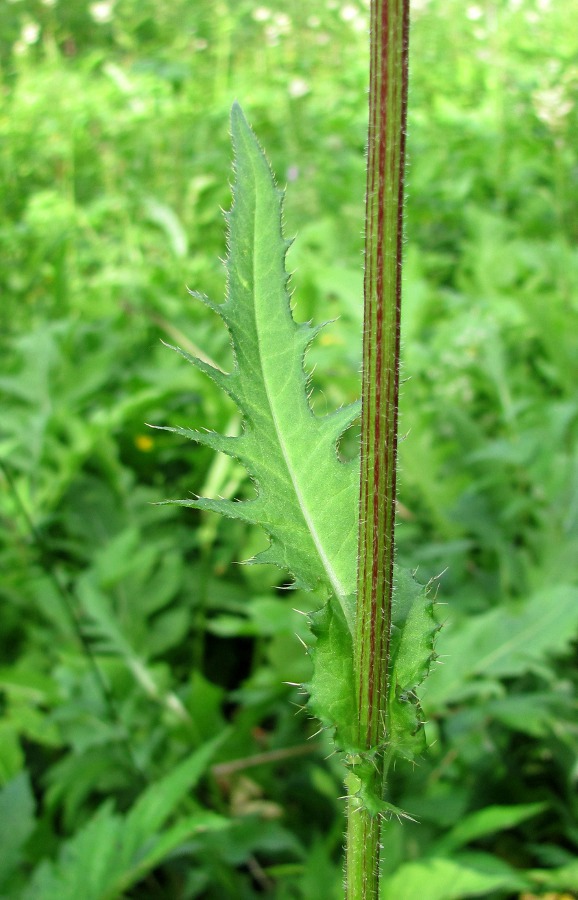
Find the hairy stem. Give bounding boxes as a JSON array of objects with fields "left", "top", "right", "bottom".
[{"left": 347, "top": 0, "right": 410, "bottom": 897}]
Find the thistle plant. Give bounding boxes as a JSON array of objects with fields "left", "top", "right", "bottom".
[{"left": 160, "top": 0, "right": 438, "bottom": 895}]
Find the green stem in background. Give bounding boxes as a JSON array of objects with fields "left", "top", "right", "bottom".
[{"left": 347, "top": 0, "right": 410, "bottom": 897}]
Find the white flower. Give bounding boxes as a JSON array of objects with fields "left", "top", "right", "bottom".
[
  {"left": 264, "top": 25, "right": 279, "bottom": 46},
  {"left": 22, "top": 22, "right": 40, "bottom": 44},
  {"left": 252, "top": 7, "right": 271, "bottom": 22},
  {"left": 90, "top": 2, "right": 114, "bottom": 24},
  {"left": 288, "top": 78, "right": 309, "bottom": 99},
  {"left": 340, "top": 4, "right": 359, "bottom": 21},
  {"left": 466, "top": 5, "right": 484, "bottom": 20},
  {"left": 533, "top": 86, "right": 574, "bottom": 130},
  {"left": 273, "top": 12, "right": 291, "bottom": 30}
]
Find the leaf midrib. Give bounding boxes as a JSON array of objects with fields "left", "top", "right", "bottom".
[{"left": 247, "top": 148, "right": 349, "bottom": 614}]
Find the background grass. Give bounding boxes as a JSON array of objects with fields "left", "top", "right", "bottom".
[{"left": 1, "top": 1, "right": 577, "bottom": 897}]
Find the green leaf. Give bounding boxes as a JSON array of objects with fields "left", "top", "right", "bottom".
[
  {"left": 388, "top": 568, "right": 439, "bottom": 759},
  {"left": 306, "top": 600, "right": 357, "bottom": 751},
  {"left": 158, "top": 103, "right": 360, "bottom": 632},
  {"left": 123, "top": 729, "right": 229, "bottom": 839},
  {"left": 0, "top": 772, "right": 36, "bottom": 889},
  {"left": 424, "top": 583, "right": 578, "bottom": 710},
  {"left": 307, "top": 567, "right": 438, "bottom": 766},
  {"left": 484, "top": 693, "right": 562, "bottom": 738},
  {"left": 23, "top": 731, "right": 229, "bottom": 900},
  {"left": 0, "top": 723, "right": 24, "bottom": 784},
  {"left": 435, "top": 802, "right": 546, "bottom": 854},
  {"left": 381, "top": 854, "right": 530, "bottom": 900},
  {"left": 530, "top": 859, "right": 578, "bottom": 893},
  {"left": 158, "top": 107, "right": 440, "bottom": 787}
]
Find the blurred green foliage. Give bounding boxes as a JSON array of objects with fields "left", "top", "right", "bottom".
[{"left": 1, "top": 0, "right": 577, "bottom": 897}]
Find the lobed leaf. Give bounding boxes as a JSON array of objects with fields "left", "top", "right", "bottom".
[
  {"left": 161, "top": 105, "right": 439, "bottom": 803},
  {"left": 160, "top": 103, "right": 360, "bottom": 631}
]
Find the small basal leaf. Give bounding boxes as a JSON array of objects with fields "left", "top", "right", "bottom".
[
  {"left": 306, "top": 600, "right": 357, "bottom": 751},
  {"left": 388, "top": 567, "right": 439, "bottom": 760}
]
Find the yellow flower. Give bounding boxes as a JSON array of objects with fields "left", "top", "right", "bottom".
[{"left": 135, "top": 434, "right": 154, "bottom": 452}]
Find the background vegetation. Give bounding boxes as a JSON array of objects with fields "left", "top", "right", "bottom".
[{"left": 1, "top": 0, "right": 577, "bottom": 897}]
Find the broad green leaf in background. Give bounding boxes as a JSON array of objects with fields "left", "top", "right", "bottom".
[
  {"left": 381, "top": 854, "right": 531, "bottom": 900},
  {"left": 434, "top": 802, "right": 546, "bottom": 854},
  {"left": 0, "top": 773, "right": 36, "bottom": 892},
  {"left": 424, "top": 583, "right": 578, "bottom": 710},
  {"left": 23, "top": 731, "right": 229, "bottom": 900},
  {"left": 530, "top": 860, "right": 578, "bottom": 894}
]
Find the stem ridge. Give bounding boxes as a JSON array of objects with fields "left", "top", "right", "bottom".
[{"left": 347, "top": 1, "right": 410, "bottom": 897}]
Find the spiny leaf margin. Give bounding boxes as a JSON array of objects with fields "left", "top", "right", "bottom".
[
  {"left": 157, "top": 103, "right": 360, "bottom": 631},
  {"left": 307, "top": 566, "right": 439, "bottom": 762},
  {"left": 157, "top": 105, "right": 440, "bottom": 818}
]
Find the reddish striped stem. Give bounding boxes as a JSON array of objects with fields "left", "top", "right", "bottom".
[{"left": 346, "top": 0, "right": 410, "bottom": 897}]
